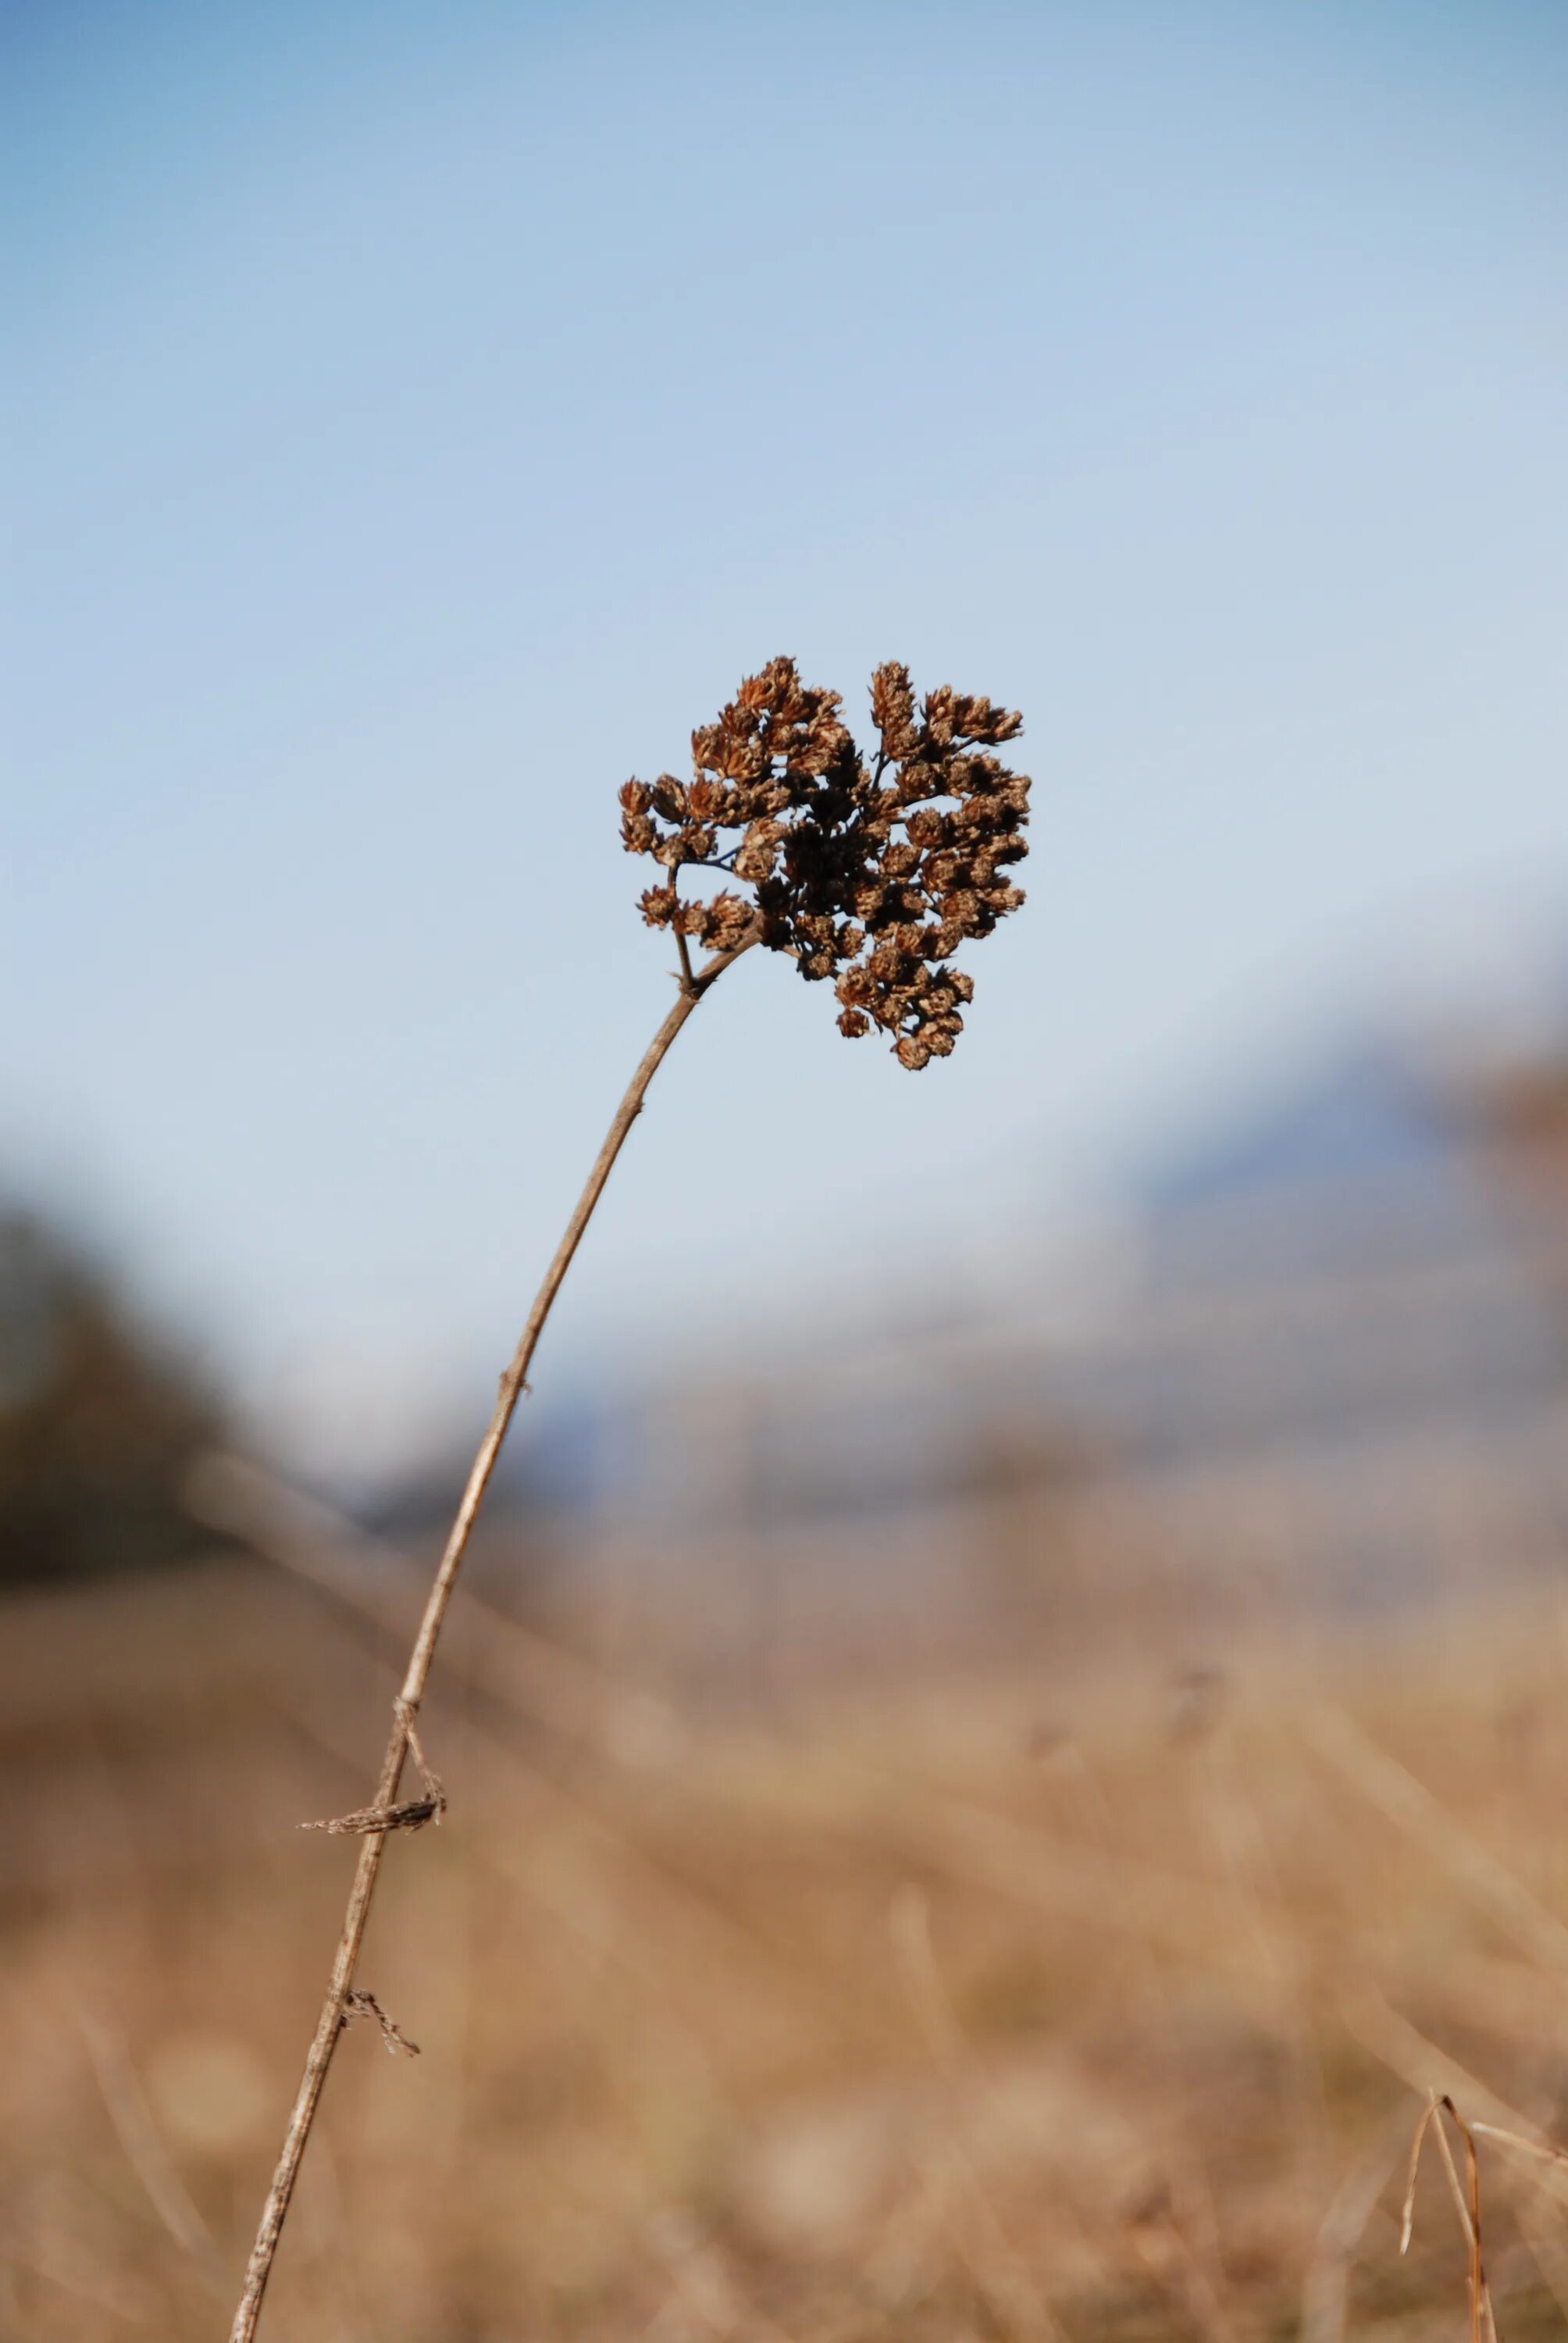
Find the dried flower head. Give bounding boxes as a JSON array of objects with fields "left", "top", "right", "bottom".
[{"left": 620, "top": 658, "right": 1029, "bottom": 1066}]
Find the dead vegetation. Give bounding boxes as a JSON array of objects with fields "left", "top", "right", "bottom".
[
  {"left": 205, "top": 657, "right": 1032, "bottom": 2340},
  {"left": 8, "top": 1546, "right": 1568, "bottom": 2341}
]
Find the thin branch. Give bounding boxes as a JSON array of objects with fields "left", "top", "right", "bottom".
[
  {"left": 1401, "top": 2095, "right": 1443, "bottom": 2256},
  {"left": 78, "top": 2013, "right": 229, "bottom": 2297},
  {"left": 668, "top": 864, "right": 696, "bottom": 992},
  {"left": 227, "top": 920, "right": 759, "bottom": 2343},
  {"left": 1402, "top": 2094, "right": 1499, "bottom": 2343},
  {"left": 183, "top": 1449, "right": 685, "bottom": 1764},
  {"left": 1472, "top": 2120, "right": 1568, "bottom": 2177},
  {"left": 1307, "top": 1706, "right": 1568, "bottom": 1974},
  {"left": 1301, "top": 2106, "right": 1413, "bottom": 2343},
  {"left": 1439, "top": 2098, "right": 1497, "bottom": 2343}
]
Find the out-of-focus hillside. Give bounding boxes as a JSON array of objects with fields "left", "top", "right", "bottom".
[
  {"left": 527, "top": 1032, "right": 1568, "bottom": 1692},
  {"left": 0, "top": 1211, "right": 222, "bottom": 1586}
]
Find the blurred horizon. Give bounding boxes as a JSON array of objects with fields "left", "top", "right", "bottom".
[{"left": 9, "top": 892, "right": 1568, "bottom": 1488}]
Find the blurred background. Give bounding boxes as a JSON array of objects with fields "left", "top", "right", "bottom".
[{"left": 6, "top": 2, "right": 1568, "bottom": 2336}]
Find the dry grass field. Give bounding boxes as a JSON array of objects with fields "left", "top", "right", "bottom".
[{"left": 8, "top": 1549, "right": 1568, "bottom": 2342}]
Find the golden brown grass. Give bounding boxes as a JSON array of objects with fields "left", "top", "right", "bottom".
[{"left": 9, "top": 1554, "right": 1568, "bottom": 2341}]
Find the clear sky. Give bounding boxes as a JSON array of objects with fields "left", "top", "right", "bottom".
[{"left": 8, "top": 0, "right": 1567, "bottom": 1473}]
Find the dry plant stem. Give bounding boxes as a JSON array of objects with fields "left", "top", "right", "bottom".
[
  {"left": 1402, "top": 2095, "right": 1497, "bottom": 2343},
  {"left": 228, "top": 925, "right": 757, "bottom": 2343}
]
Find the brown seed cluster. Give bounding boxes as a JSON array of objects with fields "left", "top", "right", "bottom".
[{"left": 619, "top": 657, "right": 1029, "bottom": 1067}]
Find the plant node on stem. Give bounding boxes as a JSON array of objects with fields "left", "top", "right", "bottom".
[
  {"left": 226, "top": 922, "right": 757, "bottom": 2341},
  {"left": 229, "top": 654, "right": 1028, "bottom": 2338}
]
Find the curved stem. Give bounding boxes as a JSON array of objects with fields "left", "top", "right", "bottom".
[{"left": 228, "top": 925, "right": 759, "bottom": 2342}]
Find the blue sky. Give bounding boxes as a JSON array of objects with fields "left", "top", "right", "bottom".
[{"left": 7, "top": 0, "right": 1567, "bottom": 1471}]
